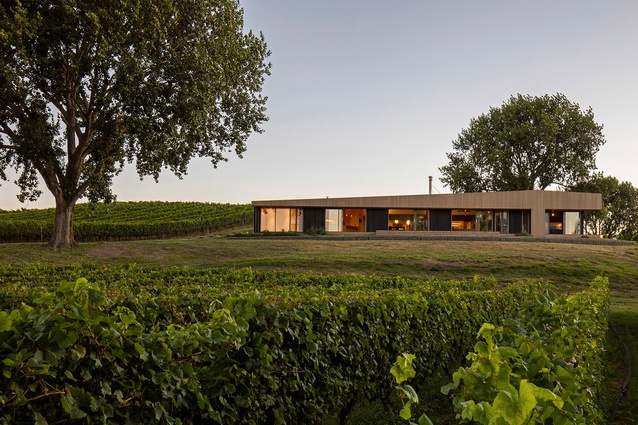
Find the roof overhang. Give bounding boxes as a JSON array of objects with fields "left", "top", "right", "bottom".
[{"left": 252, "top": 190, "right": 602, "bottom": 211}]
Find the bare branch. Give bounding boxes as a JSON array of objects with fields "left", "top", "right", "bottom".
[{"left": 0, "top": 122, "right": 20, "bottom": 143}]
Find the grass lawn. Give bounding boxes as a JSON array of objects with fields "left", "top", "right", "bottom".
[{"left": 1, "top": 236, "right": 636, "bottom": 423}]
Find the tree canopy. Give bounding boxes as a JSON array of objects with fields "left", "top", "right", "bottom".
[
  {"left": 569, "top": 173, "right": 638, "bottom": 240},
  {"left": 0, "top": 0, "right": 270, "bottom": 247},
  {"left": 439, "top": 94, "right": 605, "bottom": 193}
]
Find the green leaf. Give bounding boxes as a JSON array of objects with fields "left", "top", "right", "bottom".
[
  {"left": 87, "top": 288, "right": 105, "bottom": 308},
  {"left": 34, "top": 412, "right": 48, "bottom": 425},
  {"left": 0, "top": 311, "right": 12, "bottom": 331},
  {"left": 493, "top": 380, "right": 537, "bottom": 425},
  {"left": 477, "top": 322, "right": 495, "bottom": 338},
  {"left": 398, "top": 384, "right": 419, "bottom": 404},
  {"left": 417, "top": 414, "right": 434, "bottom": 425},
  {"left": 400, "top": 400, "right": 414, "bottom": 420},
  {"left": 273, "top": 407, "right": 284, "bottom": 425},
  {"left": 527, "top": 382, "right": 564, "bottom": 409},
  {"left": 391, "top": 353, "right": 417, "bottom": 384}
]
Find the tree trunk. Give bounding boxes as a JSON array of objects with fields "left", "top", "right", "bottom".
[{"left": 49, "top": 198, "right": 77, "bottom": 248}]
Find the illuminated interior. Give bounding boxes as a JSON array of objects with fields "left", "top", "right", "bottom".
[
  {"left": 452, "top": 210, "right": 475, "bottom": 231},
  {"left": 547, "top": 210, "right": 563, "bottom": 234},
  {"left": 260, "top": 208, "right": 302, "bottom": 232},
  {"left": 388, "top": 209, "right": 427, "bottom": 231},
  {"left": 475, "top": 210, "right": 493, "bottom": 231},
  {"left": 325, "top": 209, "right": 343, "bottom": 232},
  {"left": 343, "top": 209, "right": 366, "bottom": 232},
  {"left": 546, "top": 211, "right": 581, "bottom": 234}
]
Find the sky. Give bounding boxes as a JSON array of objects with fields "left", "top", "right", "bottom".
[{"left": 1, "top": 0, "right": 637, "bottom": 210}]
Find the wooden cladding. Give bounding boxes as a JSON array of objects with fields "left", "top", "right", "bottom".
[
  {"left": 366, "top": 209, "right": 389, "bottom": 232},
  {"left": 303, "top": 208, "right": 325, "bottom": 232},
  {"left": 253, "top": 190, "right": 601, "bottom": 211},
  {"left": 430, "top": 210, "right": 452, "bottom": 231}
]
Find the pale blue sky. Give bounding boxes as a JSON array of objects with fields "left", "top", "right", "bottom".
[{"left": 2, "top": 0, "right": 637, "bottom": 210}]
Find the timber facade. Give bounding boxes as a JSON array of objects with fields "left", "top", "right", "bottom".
[{"left": 252, "top": 190, "right": 602, "bottom": 238}]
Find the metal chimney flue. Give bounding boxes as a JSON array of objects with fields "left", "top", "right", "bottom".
[{"left": 429, "top": 176, "right": 433, "bottom": 195}]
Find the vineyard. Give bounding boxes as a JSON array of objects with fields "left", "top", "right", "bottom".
[
  {"left": 0, "top": 265, "right": 609, "bottom": 424},
  {"left": 0, "top": 202, "right": 253, "bottom": 242}
]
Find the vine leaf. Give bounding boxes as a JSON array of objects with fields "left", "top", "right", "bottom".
[{"left": 493, "top": 379, "right": 536, "bottom": 425}]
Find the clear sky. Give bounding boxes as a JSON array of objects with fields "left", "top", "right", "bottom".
[{"left": 1, "top": 0, "right": 637, "bottom": 210}]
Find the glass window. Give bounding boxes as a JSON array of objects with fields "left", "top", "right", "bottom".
[
  {"left": 495, "top": 211, "right": 508, "bottom": 234},
  {"left": 452, "top": 210, "right": 476, "bottom": 231},
  {"left": 343, "top": 209, "right": 366, "bottom": 232},
  {"left": 260, "top": 208, "right": 302, "bottom": 232},
  {"left": 475, "top": 211, "right": 493, "bottom": 232},
  {"left": 547, "top": 211, "right": 564, "bottom": 234},
  {"left": 325, "top": 209, "right": 343, "bottom": 232},
  {"left": 564, "top": 212, "right": 581, "bottom": 235},
  {"left": 275, "top": 208, "right": 291, "bottom": 232},
  {"left": 388, "top": 209, "right": 413, "bottom": 231},
  {"left": 260, "top": 208, "right": 276, "bottom": 232},
  {"left": 415, "top": 210, "right": 428, "bottom": 231}
]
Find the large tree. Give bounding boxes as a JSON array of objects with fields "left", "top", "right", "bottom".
[
  {"left": 569, "top": 173, "right": 638, "bottom": 240},
  {"left": 440, "top": 93, "right": 605, "bottom": 193},
  {"left": 0, "top": 0, "right": 270, "bottom": 247}
]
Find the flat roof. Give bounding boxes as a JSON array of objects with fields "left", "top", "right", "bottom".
[{"left": 252, "top": 190, "right": 602, "bottom": 211}]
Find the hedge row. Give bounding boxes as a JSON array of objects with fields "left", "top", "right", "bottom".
[
  {"left": 0, "top": 268, "right": 547, "bottom": 424},
  {"left": 443, "top": 277, "right": 609, "bottom": 424},
  {"left": 0, "top": 265, "right": 499, "bottom": 312}
]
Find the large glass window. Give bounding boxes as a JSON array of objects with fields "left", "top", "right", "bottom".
[
  {"left": 564, "top": 212, "right": 581, "bottom": 235},
  {"left": 343, "top": 209, "right": 366, "bottom": 232},
  {"left": 260, "top": 208, "right": 302, "bottom": 232},
  {"left": 452, "top": 210, "right": 476, "bottom": 231},
  {"left": 325, "top": 209, "right": 343, "bottom": 232},
  {"left": 415, "top": 210, "right": 428, "bottom": 231},
  {"left": 388, "top": 209, "right": 413, "bottom": 230},
  {"left": 475, "top": 211, "right": 493, "bottom": 232},
  {"left": 549, "top": 211, "right": 582, "bottom": 235},
  {"left": 547, "top": 211, "right": 564, "bottom": 234},
  {"left": 495, "top": 211, "right": 508, "bottom": 234}
]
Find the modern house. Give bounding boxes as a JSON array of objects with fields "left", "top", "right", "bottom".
[{"left": 252, "top": 190, "right": 602, "bottom": 237}]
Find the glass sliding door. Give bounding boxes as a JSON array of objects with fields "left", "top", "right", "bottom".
[
  {"left": 343, "top": 209, "right": 366, "bottom": 232},
  {"left": 260, "top": 208, "right": 303, "bottom": 232},
  {"left": 547, "top": 211, "right": 564, "bottom": 234},
  {"left": 564, "top": 212, "right": 581, "bottom": 234},
  {"left": 452, "top": 210, "right": 475, "bottom": 231},
  {"left": 260, "top": 208, "right": 276, "bottom": 232},
  {"left": 495, "top": 211, "right": 508, "bottom": 234},
  {"left": 415, "top": 210, "right": 428, "bottom": 231},
  {"left": 475, "top": 211, "right": 493, "bottom": 231},
  {"left": 546, "top": 211, "right": 582, "bottom": 235},
  {"left": 388, "top": 209, "right": 414, "bottom": 230},
  {"left": 325, "top": 209, "right": 343, "bottom": 232}
]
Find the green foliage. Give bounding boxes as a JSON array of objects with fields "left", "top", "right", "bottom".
[
  {"left": 440, "top": 93, "right": 605, "bottom": 192},
  {"left": 0, "top": 266, "right": 543, "bottom": 423},
  {"left": 570, "top": 173, "right": 638, "bottom": 239},
  {"left": 0, "top": 0, "right": 270, "bottom": 247},
  {"left": 391, "top": 353, "right": 435, "bottom": 425},
  {"left": 0, "top": 201, "right": 253, "bottom": 242},
  {"left": 443, "top": 277, "right": 609, "bottom": 424},
  {"left": 304, "top": 227, "right": 328, "bottom": 236}
]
